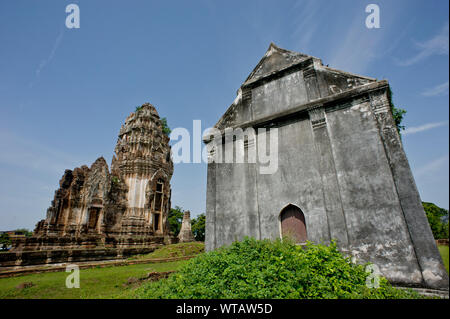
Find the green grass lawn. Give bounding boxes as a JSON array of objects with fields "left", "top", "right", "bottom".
[
  {"left": 0, "top": 260, "right": 187, "bottom": 299},
  {"left": 129, "top": 241, "right": 204, "bottom": 260},
  {"left": 438, "top": 245, "right": 449, "bottom": 274}
]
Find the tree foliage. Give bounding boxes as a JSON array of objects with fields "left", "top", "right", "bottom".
[
  {"left": 133, "top": 238, "right": 419, "bottom": 299},
  {"left": 423, "top": 202, "right": 449, "bottom": 239},
  {"left": 0, "top": 233, "right": 11, "bottom": 250},
  {"left": 191, "top": 214, "right": 205, "bottom": 242},
  {"left": 160, "top": 117, "right": 171, "bottom": 136},
  {"left": 168, "top": 206, "right": 184, "bottom": 236}
]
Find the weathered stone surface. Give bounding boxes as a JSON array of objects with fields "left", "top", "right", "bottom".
[
  {"left": 10, "top": 103, "right": 175, "bottom": 260},
  {"left": 204, "top": 43, "right": 449, "bottom": 290},
  {"left": 178, "top": 211, "right": 195, "bottom": 243}
]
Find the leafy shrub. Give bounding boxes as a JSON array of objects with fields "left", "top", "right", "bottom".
[{"left": 132, "top": 237, "right": 420, "bottom": 299}]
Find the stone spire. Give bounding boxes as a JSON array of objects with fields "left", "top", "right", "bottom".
[
  {"left": 111, "top": 102, "right": 173, "bottom": 177},
  {"left": 111, "top": 102, "right": 174, "bottom": 236},
  {"left": 178, "top": 211, "right": 195, "bottom": 243}
]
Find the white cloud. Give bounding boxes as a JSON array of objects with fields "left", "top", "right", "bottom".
[
  {"left": 415, "top": 155, "right": 449, "bottom": 178},
  {"left": 421, "top": 81, "right": 449, "bottom": 97},
  {"left": 397, "top": 22, "right": 449, "bottom": 66},
  {"left": 403, "top": 121, "right": 448, "bottom": 135}
]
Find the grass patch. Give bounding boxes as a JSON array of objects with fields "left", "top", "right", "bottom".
[
  {"left": 0, "top": 242, "right": 205, "bottom": 299},
  {"left": 438, "top": 245, "right": 449, "bottom": 273},
  {"left": 0, "top": 260, "right": 186, "bottom": 299},
  {"left": 129, "top": 242, "right": 204, "bottom": 260}
]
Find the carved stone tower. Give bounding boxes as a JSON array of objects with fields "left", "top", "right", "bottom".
[{"left": 111, "top": 102, "right": 174, "bottom": 237}]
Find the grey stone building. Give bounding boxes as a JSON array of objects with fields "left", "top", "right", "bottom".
[{"left": 204, "top": 43, "right": 448, "bottom": 289}]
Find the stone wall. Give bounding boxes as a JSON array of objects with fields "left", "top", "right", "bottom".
[{"left": 0, "top": 246, "right": 159, "bottom": 268}]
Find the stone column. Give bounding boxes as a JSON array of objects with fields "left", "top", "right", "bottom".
[
  {"left": 178, "top": 211, "right": 195, "bottom": 243},
  {"left": 205, "top": 139, "right": 218, "bottom": 251},
  {"left": 308, "top": 105, "right": 349, "bottom": 246},
  {"left": 303, "top": 63, "right": 321, "bottom": 101}
]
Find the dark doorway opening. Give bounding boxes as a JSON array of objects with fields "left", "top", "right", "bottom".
[
  {"left": 280, "top": 205, "right": 307, "bottom": 243},
  {"left": 154, "top": 213, "right": 160, "bottom": 232}
]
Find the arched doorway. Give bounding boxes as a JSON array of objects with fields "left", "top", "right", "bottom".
[{"left": 280, "top": 205, "right": 307, "bottom": 243}]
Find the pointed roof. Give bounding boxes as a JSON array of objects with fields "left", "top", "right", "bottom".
[
  {"left": 244, "top": 43, "right": 312, "bottom": 85},
  {"left": 207, "top": 43, "right": 380, "bottom": 135}
]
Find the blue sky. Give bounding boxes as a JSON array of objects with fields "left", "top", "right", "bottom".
[{"left": 0, "top": 0, "right": 448, "bottom": 231}]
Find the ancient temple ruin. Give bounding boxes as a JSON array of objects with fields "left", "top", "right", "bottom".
[
  {"left": 204, "top": 43, "right": 449, "bottom": 289},
  {"left": 5, "top": 103, "right": 174, "bottom": 265}
]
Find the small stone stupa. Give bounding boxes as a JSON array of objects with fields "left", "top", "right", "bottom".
[{"left": 178, "top": 211, "right": 195, "bottom": 243}]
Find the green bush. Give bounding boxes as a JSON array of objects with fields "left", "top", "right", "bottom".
[{"left": 132, "top": 238, "right": 420, "bottom": 299}]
